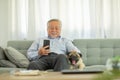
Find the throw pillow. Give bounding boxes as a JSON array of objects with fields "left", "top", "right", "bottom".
[
  {"left": 0, "top": 47, "right": 15, "bottom": 67},
  {"left": 5, "top": 47, "right": 29, "bottom": 68},
  {"left": 0, "top": 47, "right": 6, "bottom": 60},
  {"left": 0, "top": 60, "right": 17, "bottom": 68}
]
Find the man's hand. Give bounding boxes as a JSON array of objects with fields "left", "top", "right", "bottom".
[{"left": 38, "top": 46, "right": 50, "bottom": 55}]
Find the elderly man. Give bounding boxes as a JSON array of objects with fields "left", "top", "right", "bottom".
[{"left": 27, "top": 19, "right": 81, "bottom": 71}]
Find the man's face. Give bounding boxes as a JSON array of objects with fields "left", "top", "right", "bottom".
[{"left": 47, "top": 21, "right": 61, "bottom": 38}]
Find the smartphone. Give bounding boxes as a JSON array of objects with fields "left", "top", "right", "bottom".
[{"left": 43, "top": 40, "right": 50, "bottom": 49}]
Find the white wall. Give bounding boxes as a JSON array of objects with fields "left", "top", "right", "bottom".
[{"left": 0, "top": 0, "right": 8, "bottom": 48}]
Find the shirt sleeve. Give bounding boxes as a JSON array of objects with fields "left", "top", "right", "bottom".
[
  {"left": 27, "top": 39, "right": 40, "bottom": 61},
  {"left": 66, "top": 39, "right": 81, "bottom": 53}
]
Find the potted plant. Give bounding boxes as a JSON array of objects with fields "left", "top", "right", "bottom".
[{"left": 93, "top": 56, "right": 120, "bottom": 80}]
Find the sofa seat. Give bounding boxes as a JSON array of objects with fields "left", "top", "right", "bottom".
[{"left": 0, "top": 67, "right": 25, "bottom": 74}]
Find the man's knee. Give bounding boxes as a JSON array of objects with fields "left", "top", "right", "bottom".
[
  {"left": 54, "top": 54, "right": 69, "bottom": 71},
  {"left": 57, "top": 54, "right": 67, "bottom": 58},
  {"left": 57, "top": 54, "right": 68, "bottom": 61}
]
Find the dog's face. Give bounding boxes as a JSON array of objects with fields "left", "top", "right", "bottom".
[{"left": 68, "top": 52, "right": 82, "bottom": 65}]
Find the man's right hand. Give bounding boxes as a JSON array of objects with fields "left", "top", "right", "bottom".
[{"left": 38, "top": 46, "right": 50, "bottom": 55}]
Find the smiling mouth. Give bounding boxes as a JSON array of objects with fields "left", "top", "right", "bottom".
[{"left": 51, "top": 32, "right": 57, "bottom": 35}]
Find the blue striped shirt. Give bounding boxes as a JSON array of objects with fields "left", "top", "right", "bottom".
[{"left": 27, "top": 36, "right": 81, "bottom": 60}]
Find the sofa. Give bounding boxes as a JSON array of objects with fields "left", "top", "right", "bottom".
[{"left": 0, "top": 39, "right": 120, "bottom": 73}]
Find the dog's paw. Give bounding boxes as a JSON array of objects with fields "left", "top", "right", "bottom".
[
  {"left": 79, "top": 63, "right": 85, "bottom": 70},
  {"left": 77, "top": 58, "right": 85, "bottom": 70}
]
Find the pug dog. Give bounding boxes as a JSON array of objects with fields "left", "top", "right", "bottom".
[{"left": 67, "top": 51, "right": 85, "bottom": 70}]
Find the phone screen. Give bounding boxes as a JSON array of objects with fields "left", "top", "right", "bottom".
[{"left": 43, "top": 40, "right": 50, "bottom": 49}]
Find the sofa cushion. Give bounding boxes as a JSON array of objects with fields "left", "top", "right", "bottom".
[
  {"left": 0, "top": 60, "right": 17, "bottom": 68},
  {"left": 0, "top": 47, "right": 16, "bottom": 67},
  {"left": 0, "top": 47, "right": 14, "bottom": 67},
  {"left": 7, "top": 40, "right": 33, "bottom": 57},
  {"left": 5, "top": 47, "right": 29, "bottom": 68},
  {"left": 85, "top": 65, "right": 106, "bottom": 70},
  {"left": 0, "top": 47, "right": 6, "bottom": 60},
  {"left": 0, "top": 67, "right": 26, "bottom": 74}
]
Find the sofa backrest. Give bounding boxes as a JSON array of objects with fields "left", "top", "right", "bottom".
[
  {"left": 73, "top": 39, "right": 120, "bottom": 66},
  {"left": 7, "top": 40, "right": 33, "bottom": 57}
]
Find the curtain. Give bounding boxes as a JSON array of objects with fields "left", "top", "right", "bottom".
[{"left": 7, "top": 0, "right": 120, "bottom": 41}]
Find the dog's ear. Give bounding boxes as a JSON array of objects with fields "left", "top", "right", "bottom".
[{"left": 78, "top": 53, "right": 82, "bottom": 57}]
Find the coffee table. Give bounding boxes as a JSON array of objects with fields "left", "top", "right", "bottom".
[{"left": 0, "top": 71, "right": 99, "bottom": 80}]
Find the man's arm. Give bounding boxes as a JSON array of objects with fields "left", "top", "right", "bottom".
[
  {"left": 27, "top": 40, "right": 39, "bottom": 61},
  {"left": 66, "top": 40, "right": 83, "bottom": 57},
  {"left": 27, "top": 38, "right": 50, "bottom": 61},
  {"left": 66, "top": 39, "right": 81, "bottom": 53}
]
